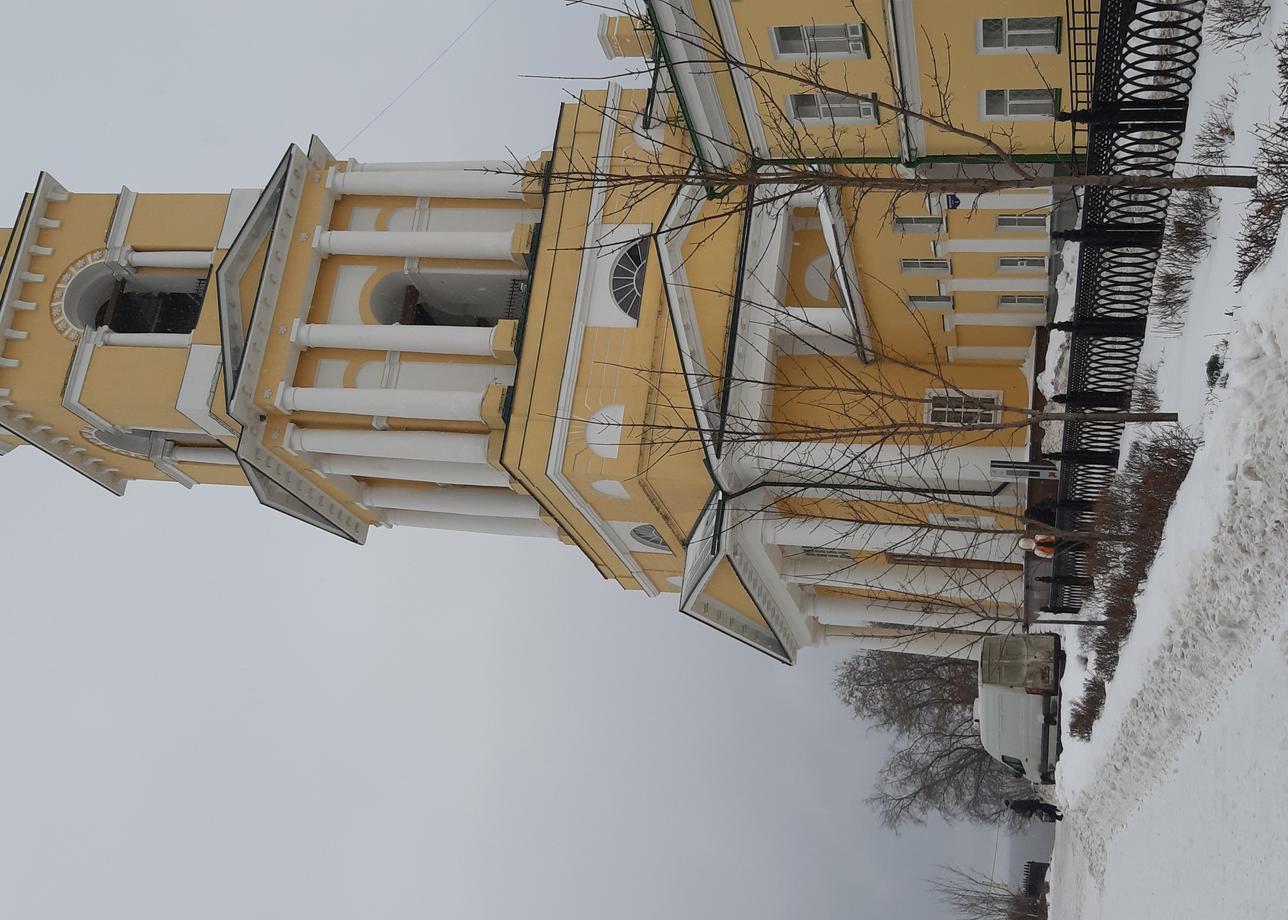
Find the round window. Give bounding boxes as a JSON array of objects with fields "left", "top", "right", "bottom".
[
  {"left": 630, "top": 523, "right": 668, "bottom": 551},
  {"left": 610, "top": 239, "right": 649, "bottom": 320}
]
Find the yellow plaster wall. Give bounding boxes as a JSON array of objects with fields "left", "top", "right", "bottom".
[
  {"left": 126, "top": 194, "right": 229, "bottom": 251},
  {"left": 0, "top": 192, "right": 166, "bottom": 482},
  {"left": 841, "top": 185, "right": 1047, "bottom": 361},
  {"left": 715, "top": 0, "right": 1076, "bottom": 159},
  {"left": 770, "top": 355, "right": 1030, "bottom": 447},
  {"left": 81, "top": 346, "right": 192, "bottom": 431},
  {"left": 706, "top": 557, "right": 772, "bottom": 626},
  {"left": 914, "top": 0, "right": 1073, "bottom": 156},
  {"left": 504, "top": 96, "right": 640, "bottom": 583}
]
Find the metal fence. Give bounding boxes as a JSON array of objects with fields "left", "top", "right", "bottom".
[{"left": 1047, "top": 0, "right": 1207, "bottom": 613}]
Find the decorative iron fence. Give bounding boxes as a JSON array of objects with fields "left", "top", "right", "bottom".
[{"left": 1046, "top": 0, "right": 1207, "bottom": 614}]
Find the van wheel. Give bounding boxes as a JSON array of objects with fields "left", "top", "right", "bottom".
[
  {"left": 1040, "top": 770, "right": 1055, "bottom": 785},
  {"left": 1045, "top": 711, "right": 1059, "bottom": 726}
]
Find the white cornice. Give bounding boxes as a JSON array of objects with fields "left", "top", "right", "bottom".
[
  {"left": 650, "top": 0, "right": 737, "bottom": 170},
  {"left": 222, "top": 142, "right": 368, "bottom": 543},
  {"left": 708, "top": 0, "right": 769, "bottom": 156},
  {"left": 883, "top": 0, "right": 925, "bottom": 162},
  {"left": 816, "top": 187, "right": 875, "bottom": 361},
  {"left": 547, "top": 81, "right": 659, "bottom": 595},
  {"left": 0, "top": 174, "right": 126, "bottom": 494}
]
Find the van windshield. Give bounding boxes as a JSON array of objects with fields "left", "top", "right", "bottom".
[{"left": 980, "top": 638, "right": 1033, "bottom": 687}]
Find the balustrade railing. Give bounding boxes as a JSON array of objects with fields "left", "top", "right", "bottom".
[{"left": 1046, "top": 0, "right": 1207, "bottom": 614}]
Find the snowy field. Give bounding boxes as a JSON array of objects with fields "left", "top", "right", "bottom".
[{"left": 1046, "top": 7, "right": 1288, "bottom": 918}]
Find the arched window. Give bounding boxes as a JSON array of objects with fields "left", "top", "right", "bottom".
[
  {"left": 610, "top": 239, "right": 649, "bottom": 320},
  {"left": 93, "top": 286, "right": 204, "bottom": 335},
  {"left": 369, "top": 272, "right": 509, "bottom": 327},
  {"left": 630, "top": 523, "right": 668, "bottom": 551},
  {"left": 585, "top": 404, "right": 625, "bottom": 459},
  {"left": 62, "top": 261, "right": 205, "bottom": 335}
]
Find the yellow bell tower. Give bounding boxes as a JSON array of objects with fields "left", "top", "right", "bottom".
[{"left": 0, "top": 137, "right": 551, "bottom": 542}]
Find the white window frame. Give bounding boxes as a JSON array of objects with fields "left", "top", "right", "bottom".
[
  {"left": 924, "top": 389, "right": 1003, "bottom": 427},
  {"left": 909, "top": 295, "right": 955, "bottom": 311},
  {"left": 997, "top": 256, "right": 1048, "bottom": 273},
  {"left": 981, "top": 88, "right": 1060, "bottom": 120},
  {"left": 771, "top": 23, "right": 869, "bottom": 59},
  {"left": 900, "top": 258, "right": 951, "bottom": 274},
  {"left": 800, "top": 545, "right": 853, "bottom": 560},
  {"left": 893, "top": 215, "right": 945, "bottom": 234},
  {"left": 995, "top": 213, "right": 1049, "bottom": 231},
  {"left": 929, "top": 512, "right": 999, "bottom": 529},
  {"left": 998, "top": 294, "right": 1048, "bottom": 311},
  {"left": 977, "top": 17, "right": 1061, "bottom": 54},
  {"left": 788, "top": 92, "right": 879, "bottom": 124}
]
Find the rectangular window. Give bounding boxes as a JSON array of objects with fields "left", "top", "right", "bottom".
[
  {"left": 801, "top": 545, "right": 853, "bottom": 560},
  {"left": 910, "top": 295, "right": 955, "bottom": 310},
  {"left": 893, "top": 216, "right": 945, "bottom": 234},
  {"left": 772, "top": 23, "right": 868, "bottom": 58},
  {"left": 998, "top": 294, "right": 1048, "bottom": 310},
  {"left": 983, "top": 88, "right": 1060, "bottom": 118},
  {"left": 789, "top": 92, "right": 878, "bottom": 123},
  {"left": 996, "top": 213, "right": 1049, "bottom": 230},
  {"left": 885, "top": 552, "right": 1022, "bottom": 571},
  {"left": 980, "top": 17, "right": 1061, "bottom": 51},
  {"left": 925, "top": 389, "right": 1001, "bottom": 426},
  {"left": 900, "top": 258, "right": 951, "bottom": 273},
  {"left": 997, "top": 256, "right": 1048, "bottom": 272},
  {"left": 929, "top": 512, "right": 999, "bottom": 529}
]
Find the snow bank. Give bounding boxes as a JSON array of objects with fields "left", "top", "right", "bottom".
[{"left": 1049, "top": 215, "right": 1288, "bottom": 912}]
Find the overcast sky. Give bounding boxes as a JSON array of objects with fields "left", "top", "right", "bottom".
[{"left": 0, "top": 2, "right": 1015, "bottom": 917}]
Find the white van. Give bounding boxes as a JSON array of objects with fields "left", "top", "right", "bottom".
[{"left": 975, "top": 635, "right": 1062, "bottom": 785}]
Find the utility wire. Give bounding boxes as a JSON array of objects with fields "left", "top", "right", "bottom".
[{"left": 338, "top": 0, "right": 504, "bottom": 154}]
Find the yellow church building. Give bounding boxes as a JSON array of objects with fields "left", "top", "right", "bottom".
[{"left": 0, "top": 2, "right": 1085, "bottom": 663}]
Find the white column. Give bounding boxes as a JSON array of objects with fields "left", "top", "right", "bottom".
[
  {"left": 170, "top": 446, "right": 239, "bottom": 466},
  {"left": 350, "top": 159, "right": 512, "bottom": 172},
  {"left": 383, "top": 508, "right": 555, "bottom": 538},
  {"left": 279, "top": 385, "right": 488, "bottom": 422},
  {"left": 126, "top": 250, "right": 213, "bottom": 269},
  {"left": 362, "top": 484, "right": 540, "bottom": 519},
  {"left": 313, "top": 454, "right": 509, "bottom": 488},
  {"left": 940, "top": 238, "right": 1049, "bottom": 253},
  {"left": 765, "top": 516, "right": 1020, "bottom": 562},
  {"left": 331, "top": 168, "right": 522, "bottom": 200},
  {"left": 783, "top": 557, "right": 1024, "bottom": 607},
  {"left": 805, "top": 592, "right": 1015, "bottom": 634},
  {"left": 944, "top": 313, "right": 1045, "bottom": 328},
  {"left": 314, "top": 229, "right": 515, "bottom": 262},
  {"left": 287, "top": 427, "right": 490, "bottom": 464},
  {"left": 776, "top": 307, "right": 854, "bottom": 338},
  {"left": 947, "top": 346, "right": 1032, "bottom": 362},
  {"left": 100, "top": 332, "right": 193, "bottom": 348},
  {"left": 293, "top": 322, "right": 500, "bottom": 357},
  {"left": 815, "top": 625, "right": 984, "bottom": 660},
  {"left": 747, "top": 441, "right": 1025, "bottom": 489}
]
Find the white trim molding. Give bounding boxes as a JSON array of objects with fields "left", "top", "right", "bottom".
[
  {"left": 547, "top": 82, "right": 659, "bottom": 595},
  {"left": 947, "top": 346, "right": 1032, "bottom": 362},
  {"left": 710, "top": 0, "right": 770, "bottom": 155}
]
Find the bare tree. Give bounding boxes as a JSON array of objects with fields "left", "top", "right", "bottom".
[
  {"left": 834, "top": 652, "right": 1032, "bottom": 827},
  {"left": 520, "top": 1, "right": 1195, "bottom": 640},
  {"left": 931, "top": 866, "right": 1046, "bottom": 920}
]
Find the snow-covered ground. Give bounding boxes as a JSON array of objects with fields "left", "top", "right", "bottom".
[{"left": 1046, "top": 10, "right": 1288, "bottom": 919}]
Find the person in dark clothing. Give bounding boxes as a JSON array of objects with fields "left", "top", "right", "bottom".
[{"left": 1006, "top": 798, "right": 1063, "bottom": 822}]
